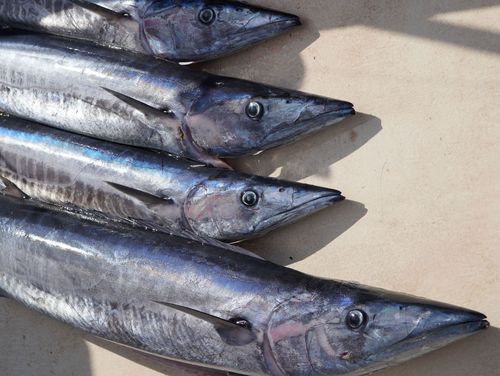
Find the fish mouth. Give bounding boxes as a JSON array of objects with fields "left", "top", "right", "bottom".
[
  {"left": 222, "top": 14, "right": 301, "bottom": 51},
  {"left": 261, "top": 101, "right": 355, "bottom": 150},
  {"left": 254, "top": 188, "right": 344, "bottom": 235},
  {"left": 358, "top": 314, "right": 489, "bottom": 375}
]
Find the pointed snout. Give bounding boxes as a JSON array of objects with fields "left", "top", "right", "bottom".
[
  {"left": 305, "top": 97, "right": 356, "bottom": 122},
  {"left": 265, "top": 11, "right": 301, "bottom": 30},
  {"left": 262, "top": 96, "right": 355, "bottom": 149},
  {"left": 244, "top": 5, "right": 301, "bottom": 31},
  {"left": 407, "top": 303, "right": 488, "bottom": 340},
  {"left": 255, "top": 184, "right": 344, "bottom": 234},
  {"left": 373, "top": 287, "right": 489, "bottom": 338},
  {"left": 292, "top": 185, "right": 345, "bottom": 208}
]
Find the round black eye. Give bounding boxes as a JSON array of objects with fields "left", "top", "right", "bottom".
[
  {"left": 241, "top": 190, "right": 259, "bottom": 207},
  {"left": 199, "top": 8, "right": 215, "bottom": 24},
  {"left": 246, "top": 101, "right": 264, "bottom": 120},
  {"left": 346, "top": 309, "right": 366, "bottom": 330}
]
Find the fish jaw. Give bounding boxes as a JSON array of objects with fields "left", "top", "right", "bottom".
[
  {"left": 203, "top": 11, "right": 301, "bottom": 61},
  {"left": 351, "top": 313, "right": 488, "bottom": 376},
  {"left": 252, "top": 186, "right": 345, "bottom": 238},
  {"left": 259, "top": 98, "right": 356, "bottom": 151}
]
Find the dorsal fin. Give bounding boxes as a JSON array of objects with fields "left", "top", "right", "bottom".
[
  {"left": 0, "top": 176, "right": 29, "bottom": 199},
  {"left": 68, "top": 0, "right": 131, "bottom": 19},
  {"left": 154, "top": 301, "right": 256, "bottom": 346},
  {"left": 101, "top": 87, "right": 175, "bottom": 120},
  {"left": 105, "top": 181, "right": 174, "bottom": 207}
]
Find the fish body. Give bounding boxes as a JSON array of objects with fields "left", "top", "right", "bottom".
[
  {"left": 0, "top": 116, "right": 344, "bottom": 242},
  {"left": 0, "top": 0, "right": 300, "bottom": 63},
  {"left": 0, "top": 195, "right": 489, "bottom": 375},
  {"left": 0, "top": 34, "right": 354, "bottom": 166}
]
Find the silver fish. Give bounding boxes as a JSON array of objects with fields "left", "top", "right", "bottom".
[
  {"left": 0, "top": 0, "right": 300, "bottom": 63},
  {"left": 0, "top": 34, "right": 354, "bottom": 168},
  {"left": 0, "top": 115, "right": 344, "bottom": 242},
  {"left": 0, "top": 195, "right": 489, "bottom": 375}
]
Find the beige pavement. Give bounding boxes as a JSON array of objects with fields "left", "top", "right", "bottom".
[{"left": 0, "top": 1, "right": 499, "bottom": 375}]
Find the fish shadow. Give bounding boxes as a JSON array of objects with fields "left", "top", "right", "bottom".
[
  {"left": 227, "top": 113, "right": 380, "bottom": 265},
  {"left": 203, "top": 0, "right": 500, "bottom": 90},
  {"left": 376, "top": 327, "right": 500, "bottom": 376},
  {"left": 230, "top": 113, "right": 382, "bottom": 181},
  {"left": 85, "top": 336, "right": 225, "bottom": 376},
  {"left": 241, "top": 199, "right": 367, "bottom": 265},
  {"left": 0, "top": 299, "right": 92, "bottom": 376}
]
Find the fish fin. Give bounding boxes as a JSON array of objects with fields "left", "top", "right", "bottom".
[
  {"left": 0, "top": 176, "right": 29, "bottom": 199},
  {"left": 154, "top": 301, "right": 256, "bottom": 346},
  {"left": 68, "top": 0, "right": 130, "bottom": 19},
  {"left": 101, "top": 88, "right": 232, "bottom": 170},
  {"left": 101, "top": 87, "right": 173, "bottom": 120},
  {"left": 105, "top": 181, "right": 174, "bottom": 207},
  {"left": 106, "top": 184, "right": 261, "bottom": 258}
]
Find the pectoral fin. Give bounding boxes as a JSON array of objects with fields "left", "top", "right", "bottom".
[
  {"left": 101, "top": 87, "right": 231, "bottom": 170},
  {"left": 105, "top": 181, "right": 174, "bottom": 207},
  {"left": 0, "top": 176, "right": 29, "bottom": 199},
  {"left": 68, "top": 0, "right": 130, "bottom": 19},
  {"left": 101, "top": 87, "right": 174, "bottom": 120},
  {"left": 154, "top": 301, "right": 256, "bottom": 346}
]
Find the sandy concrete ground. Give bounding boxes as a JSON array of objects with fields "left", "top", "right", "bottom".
[{"left": 0, "top": 1, "right": 499, "bottom": 375}]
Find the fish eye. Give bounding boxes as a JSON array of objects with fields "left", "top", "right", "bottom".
[
  {"left": 246, "top": 101, "right": 264, "bottom": 120},
  {"left": 346, "top": 309, "right": 367, "bottom": 330},
  {"left": 199, "top": 8, "right": 216, "bottom": 24},
  {"left": 241, "top": 190, "right": 259, "bottom": 207}
]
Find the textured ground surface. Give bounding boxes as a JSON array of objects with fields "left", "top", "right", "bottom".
[{"left": 0, "top": 1, "right": 499, "bottom": 375}]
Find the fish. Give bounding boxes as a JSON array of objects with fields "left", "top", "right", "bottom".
[
  {"left": 0, "top": 194, "right": 489, "bottom": 375},
  {"left": 0, "top": 34, "right": 355, "bottom": 167},
  {"left": 0, "top": 0, "right": 301, "bottom": 63},
  {"left": 0, "top": 115, "right": 344, "bottom": 242}
]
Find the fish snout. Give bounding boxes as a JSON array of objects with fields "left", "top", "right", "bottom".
[
  {"left": 407, "top": 305, "right": 489, "bottom": 339},
  {"left": 254, "top": 184, "right": 344, "bottom": 234},
  {"left": 304, "top": 97, "right": 356, "bottom": 119},
  {"left": 243, "top": 8, "right": 301, "bottom": 31}
]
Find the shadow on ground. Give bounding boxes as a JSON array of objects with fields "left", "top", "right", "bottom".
[
  {"left": 241, "top": 199, "right": 367, "bottom": 265},
  {"left": 229, "top": 113, "right": 381, "bottom": 181},
  {"left": 0, "top": 299, "right": 91, "bottom": 376},
  {"left": 202, "top": 1, "right": 500, "bottom": 89}
]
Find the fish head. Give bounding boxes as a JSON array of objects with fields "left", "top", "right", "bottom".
[
  {"left": 266, "top": 283, "right": 488, "bottom": 375},
  {"left": 142, "top": 0, "right": 300, "bottom": 62},
  {"left": 183, "top": 172, "right": 344, "bottom": 241},
  {"left": 186, "top": 77, "right": 355, "bottom": 157}
]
